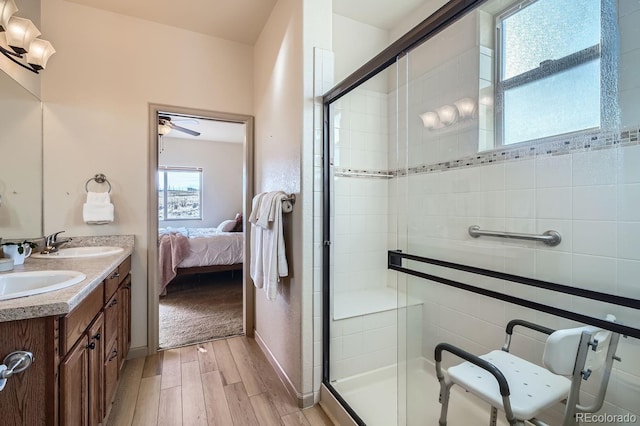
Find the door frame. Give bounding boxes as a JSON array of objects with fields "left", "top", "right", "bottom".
[{"left": 147, "top": 103, "right": 255, "bottom": 354}]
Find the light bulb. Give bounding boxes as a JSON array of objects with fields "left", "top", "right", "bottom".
[{"left": 419, "top": 111, "right": 440, "bottom": 129}]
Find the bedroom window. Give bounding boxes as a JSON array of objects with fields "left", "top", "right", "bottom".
[
  {"left": 158, "top": 166, "right": 203, "bottom": 221},
  {"left": 495, "top": 0, "right": 602, "bottom": 146}
]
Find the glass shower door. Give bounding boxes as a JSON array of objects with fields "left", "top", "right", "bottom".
[
  {"left": 327, "top": 69, "right": 402, "bottom": 425},
  {"left": 398, "top": 0, "right": 640, "bottom": 424}
]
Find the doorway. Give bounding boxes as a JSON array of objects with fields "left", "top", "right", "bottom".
[{"left": 147, "top": 104, "right": 254, "bottom": 353}]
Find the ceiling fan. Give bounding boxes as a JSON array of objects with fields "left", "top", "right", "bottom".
[{"left": 158, "top": 115, "right": 201, "bottom": 136}]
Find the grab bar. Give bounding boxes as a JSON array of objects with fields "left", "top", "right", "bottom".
[{"left": 468, "top": 225, "right": 561, "bottom": 246}]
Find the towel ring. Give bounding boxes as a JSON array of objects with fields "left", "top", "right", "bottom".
[{"left": 85, "top": 173, "right": 112, "bottom": 193}]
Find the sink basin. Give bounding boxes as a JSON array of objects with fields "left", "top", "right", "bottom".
[
  {"left": 0, "top": 270, "right": 86, "bottom": 301},
  {"left": 31, "top": 246, "right": 124, "bottom": 259}
]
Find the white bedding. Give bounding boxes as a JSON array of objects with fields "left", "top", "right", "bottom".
[{"left": 159, "top": 227, "right": 244, "bottom": 268}]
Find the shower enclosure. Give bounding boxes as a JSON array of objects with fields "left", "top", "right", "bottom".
[{"left": 323, "top": 0, "right": 640, "bottom": 424}]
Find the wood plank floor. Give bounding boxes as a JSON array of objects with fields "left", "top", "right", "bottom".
[{"left": 107, "top": 336, "right": 335, "bottom": 426}]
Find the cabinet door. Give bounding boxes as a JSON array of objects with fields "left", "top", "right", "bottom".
[
  {"left": 87, "top": 313, "right": 104, "bottom": 426},
  {"left": 60, "top": 335, "right": 89, "bottom": 426},
  {"left": 103, "top": 339, "right": 119, "bottom": 417},
  {"left": 103, "top": 293, "right": 119, "bottom": 349},
  {"left": 118, "top": 276, "right": 131, "bottom": 370}
]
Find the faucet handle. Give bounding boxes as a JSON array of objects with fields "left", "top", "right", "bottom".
[{"left": 46, "top": 231, "right": 65, "bottom": 245}]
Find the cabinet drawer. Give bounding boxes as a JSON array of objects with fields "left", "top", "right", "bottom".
[
  {"left": 60, "top": 282, "right": 104, "bottom": 355},
  {"left": 104, "top": 256, "right": 131, "bottom": 300}
]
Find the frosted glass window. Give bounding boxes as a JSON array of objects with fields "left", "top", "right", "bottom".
[{"left": 497, "top": 0, "right": 601, "bottom": 145}]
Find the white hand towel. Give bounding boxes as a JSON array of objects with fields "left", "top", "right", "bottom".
[
  {"left": 86, "top": 191, "right": 111, "bottom": 204},
  {"left": 83, "top": 191, "right": 114, "bottom": 224}
]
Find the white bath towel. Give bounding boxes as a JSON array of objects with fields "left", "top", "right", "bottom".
[
  {"left": 248, "top": 192, "right": 266, "bottom": 225},
  {"left": 256, "top": 191, "right": 284, "bottom": 229},
  {"left": 250, "top": 191, "right": 289, "bottom": 300},
  {"left": 83, "top": 191, "right": 114, "bottom": 224}
]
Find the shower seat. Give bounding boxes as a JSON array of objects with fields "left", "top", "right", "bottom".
[{"left": 434, "top": 316, "right": 621, "bottom": 426}]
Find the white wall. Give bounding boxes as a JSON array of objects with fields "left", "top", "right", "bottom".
[
  {"left": 159, "top": 137, "right": 243, "bottom": 228},
  {"left": 332, "top": 88, "right": 390, "bottom": 296},
  {"left": 41, "top": 0, "right": 254, "bottom": 351},
  {"left": 332, "top": 13, "right": 388, "bottom": 90}
]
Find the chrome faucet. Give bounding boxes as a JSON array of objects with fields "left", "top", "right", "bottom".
[{"left": 41, "top": 231, "right": 72, "bottom": 254}]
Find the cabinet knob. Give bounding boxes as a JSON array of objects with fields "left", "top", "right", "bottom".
[
  {"left": 110, "top": 272, "right": 121, "bottom": 279},
  {"left": 86, "top": 342, "right": 96, "bottom": 350},
  {"left": 108, "top": 350, "right": 118, "bottom": 361},
  {"left": 109, "top": 299, "right": 118, "bottom": 307},
  {"left": 92, "top": 332, "right": 101, "bottom": 341}
]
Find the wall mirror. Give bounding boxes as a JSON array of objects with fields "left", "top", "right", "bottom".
[{"left": 0, "top": 68, "right": 43, "bottom": 240}]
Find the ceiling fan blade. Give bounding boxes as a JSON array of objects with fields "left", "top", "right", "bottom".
[{"left": 170, "top": 123, "right": 201, "bottom": 136}]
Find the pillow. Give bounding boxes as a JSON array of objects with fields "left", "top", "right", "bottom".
[
  {"left": 217, "top": 219, "right": 236, "bottom": 232},
  {"left": 231, "top": 213, "right": 243, "bottom": 232}
]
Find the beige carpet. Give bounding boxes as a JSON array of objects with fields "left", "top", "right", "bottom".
[{"left": 159, "top": 272, "right": 243, "bottom": 349}]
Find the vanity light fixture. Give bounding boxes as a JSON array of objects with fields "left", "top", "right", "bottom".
[
  {"left": 0, "top": 0, "right": 55, "bottom": 73},
  {"left": 420, "top": 97, "right": 477, "bottom": 130}
]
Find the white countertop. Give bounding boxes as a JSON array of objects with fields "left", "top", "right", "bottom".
[{"left": 0, "top": 235, "right": 134, "bottom": 322}]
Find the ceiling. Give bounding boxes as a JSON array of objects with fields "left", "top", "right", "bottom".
[
  {"left": 66, "top": 0, "right": 429, "bottom": 45},
  {"left": 160, "top": 114, "right": 245, "bottom": 144},
  {"left": 66, "top": 0, "right": 278, "bottom": 45},
  {"left": 333, "top": 0, "right": 432, "bottom": 30}
]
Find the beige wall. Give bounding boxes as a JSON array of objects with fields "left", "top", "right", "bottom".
[
  {"left": 252, "top": 0, "right": 305, "bottom": 397},
  {"left": 40, "top": 0, "right": 254, "bottom": 350},
  {"left": 159, "top": 137, "right": 243, "bottom": 229},
  {"left": 252, "top": 0, "right": 331, "bottom": 404}
]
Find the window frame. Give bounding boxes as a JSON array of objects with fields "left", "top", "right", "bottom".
[
  {"left": 158, "top": 166, "right": 204, "bottom": 221},
  {"left": 494, "top": 0, "right": 603, "bottom": 147}
]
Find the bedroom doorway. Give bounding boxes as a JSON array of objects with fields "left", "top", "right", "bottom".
[{"left": 147, "top": 104, "right": 254, "bottom": 353}]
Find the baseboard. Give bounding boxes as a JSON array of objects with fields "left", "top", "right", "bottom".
[
  {"left": 254, "top": 330, "right": 315, "bottom": 408},
  {"left": 319, "top": 384, "right": 358, "bottom": 426},
  {"left": 127, "top": 346, "right": 149, "bottom": 359}
]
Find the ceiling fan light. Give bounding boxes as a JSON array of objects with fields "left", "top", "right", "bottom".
[
  {"left": 158, "top": 123, "right": 171, "bottom": 135},
  {"left": 5, "top": 15, "right": 40, "bottom": 54},
  {"left": 0, "top": 0, "right": 17, "bottom": 32},
  {"left": 26, "top": 38, "right": 55, "bottom": 69}
]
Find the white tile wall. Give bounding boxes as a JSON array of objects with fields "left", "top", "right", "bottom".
[{"left": 402, "top": 136, "right": 640, "bottom": 419}]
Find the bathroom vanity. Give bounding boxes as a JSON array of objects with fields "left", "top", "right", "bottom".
[{"left": 0, "top": 236, "right": 133, "bottom": 426}]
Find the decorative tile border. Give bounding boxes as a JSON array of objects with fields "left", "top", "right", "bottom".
[
  {"left": 335, "top": 126, "right": 639, "bottom": 178},
  {"left": 399, "top": 126, "right": 639, "bottom": 176}
]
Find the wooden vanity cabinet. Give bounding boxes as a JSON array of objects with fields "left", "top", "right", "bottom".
[
  {"left": 0, "top": 255, "right": 132, "bottom": 426},
  {"left": 58, "top": 255, "right": 132, "bottom": 426}
]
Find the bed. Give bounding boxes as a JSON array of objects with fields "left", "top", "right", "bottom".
[{"left": 158, "top": 224, "right": 244, "bottom": 294}]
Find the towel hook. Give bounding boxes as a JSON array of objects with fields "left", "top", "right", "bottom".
[{"left": 85, "top": 173, "right": 112, "bottom": 193}]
